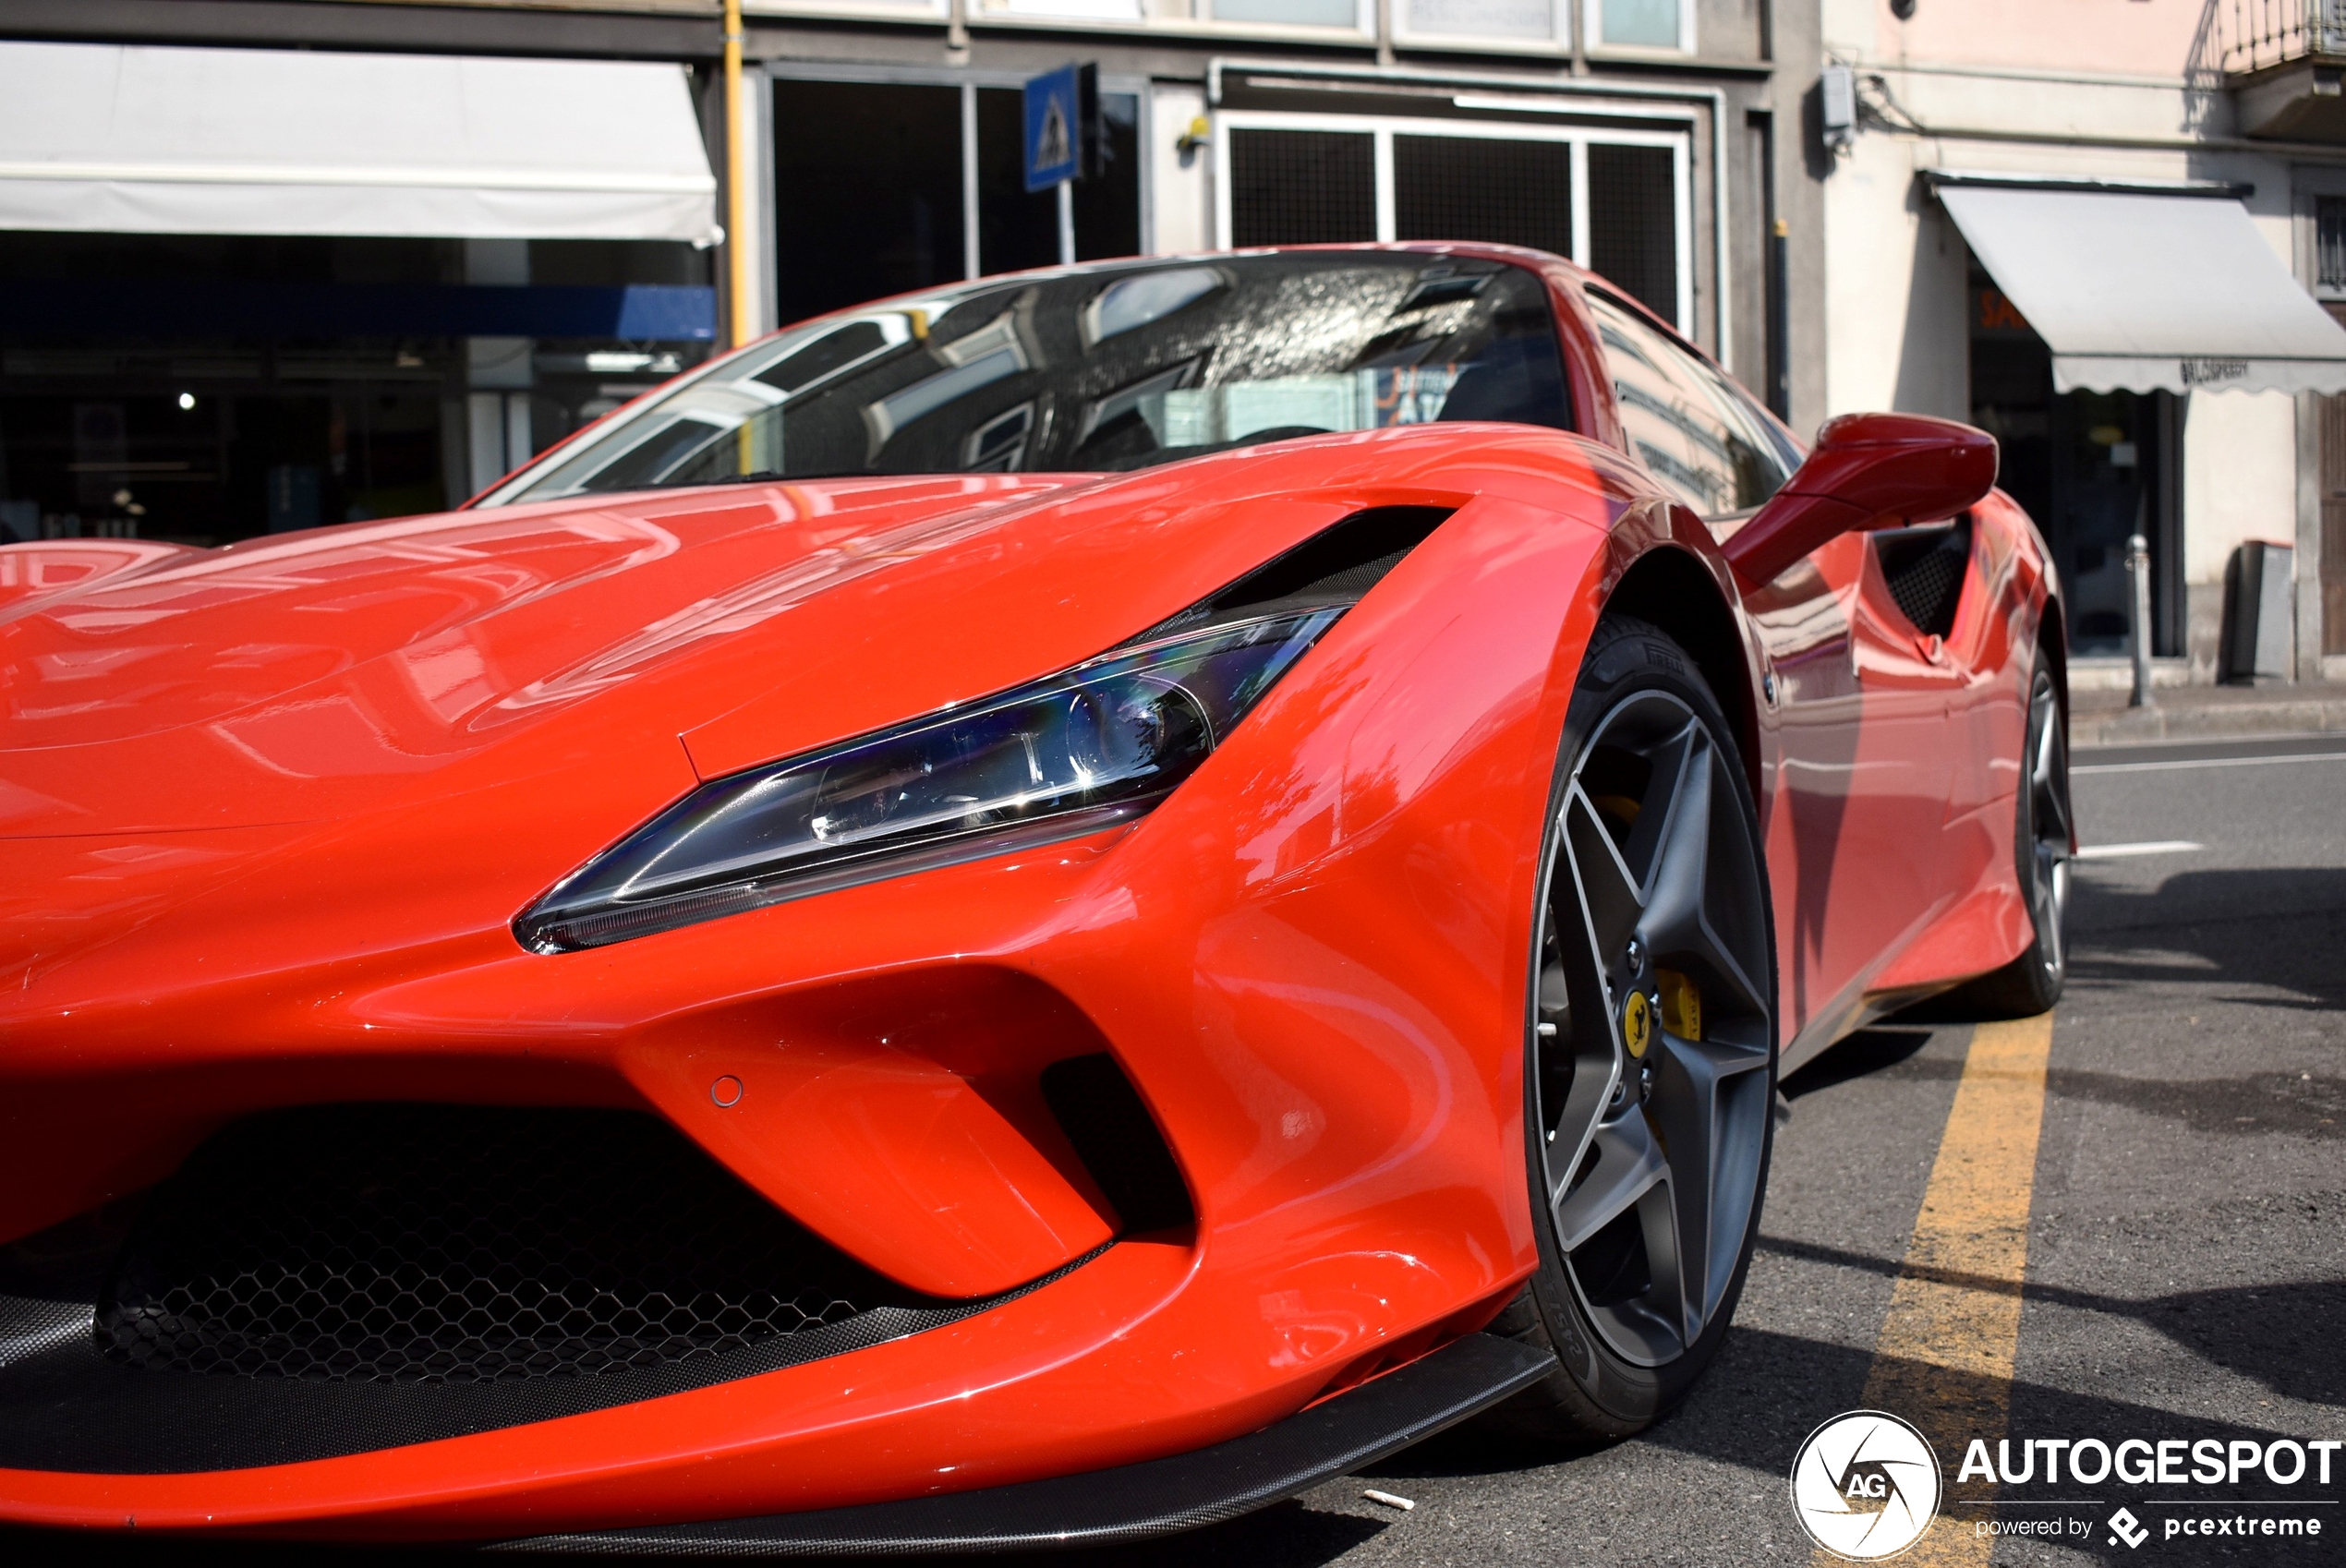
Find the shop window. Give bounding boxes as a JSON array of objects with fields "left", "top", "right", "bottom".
[
  {"left": 772, "top": 77, "right": 1143, "bottom": 328},
  {"left": 1968, "top": 265, "right": 2178, "bottom": 657},
  {"left": 974, "top": 89, "right": 1140, "bottom": 275},
  {"left": 773, "top": 81, "right": 966, "bottom": 326},
  {"left": 1228, "top": 129, "right": 1378, "bottom": 247},
  {"left": 1596, "top": 0, "right": 1687, "bottom": 49},
  {"left": 1588, "top": 143, "right": 1679, "bottom": 325},
  {"left": 1394, "top": 135, "right": 1573, "bottom": 257},
  {"left": 0, "top": 232, "right": 709, "bottom": 545},
  {"left": 3, "top": 381, "right": 458, "bottom": 548}
]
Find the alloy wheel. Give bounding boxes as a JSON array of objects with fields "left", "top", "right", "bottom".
[
  {"left": 2022, "top": 666, "right": 2073, "bottom": 988},
  {"left": 1530, "top": 691, "right": 1774, "bottom": 1368}
]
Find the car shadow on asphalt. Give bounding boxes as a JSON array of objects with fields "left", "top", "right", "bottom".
[
  {"left": 1752, "top": 1231, "right": 2346, "bottom": 1409},
  {"left": 2068, "top": 866, "right": 2346, "bottom": 1012},
  {"left": 1779, "top": 1027, "right": 1934, "bottom": 1098},
  {"left": 1784, "top": 1044, "right": 2344, "bottom": 1145}
]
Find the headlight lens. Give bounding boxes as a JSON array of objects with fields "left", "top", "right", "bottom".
[{"left": 517, "top": 608, "right": 1344, "bottom": 952}]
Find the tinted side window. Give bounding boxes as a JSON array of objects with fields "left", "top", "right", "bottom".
[{"left": 1586, "top": 289, "right": 1793, "bottom": 517}]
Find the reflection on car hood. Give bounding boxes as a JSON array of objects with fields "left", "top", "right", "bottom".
[
  {"left": 0, "top": 474, "right": 1083, "bottom": 834},
  {"left": 2, "top": 424, "right": 1528, "bottom": 838}
]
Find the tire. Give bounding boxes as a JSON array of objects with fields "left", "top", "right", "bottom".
[
  {"left": 1946, "top": 647, "right": 2071, "bottom": 1018},
  {"left": 1487, "top": 616, "right": 1779, "bottom": 1441}
]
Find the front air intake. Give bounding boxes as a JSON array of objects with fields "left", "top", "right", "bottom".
[
  {"left": 0, "top": 1104, "right": 1106, "bottom": 1473},
  {"left": 98, "top": 1104, "right": 923, "bottom": 1384}
]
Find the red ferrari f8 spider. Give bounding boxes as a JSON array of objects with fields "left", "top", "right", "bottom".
[{"left": 0, "top": 245, "right": 2069, "bottom": 1550}]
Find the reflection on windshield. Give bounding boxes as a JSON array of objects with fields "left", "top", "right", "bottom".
[{"left": 481, "top": 253, "right": 1572, "bottom": 503}]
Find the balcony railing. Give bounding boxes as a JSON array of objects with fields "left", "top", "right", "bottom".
[{"left": 2216, "top": 0, "right": 2346, "bottom": 75}]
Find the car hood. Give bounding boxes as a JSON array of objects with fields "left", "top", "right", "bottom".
[
  {"left": 0, "top": 431, "right": 1497, "bottom": 838},
  {"left": 0, "top": 476, "right": 1091, "bottom": 835}
]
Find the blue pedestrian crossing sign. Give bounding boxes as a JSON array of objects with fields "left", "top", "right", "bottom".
[{"left": 1022, "top": 65, "right": 1081, "bottom": 193}]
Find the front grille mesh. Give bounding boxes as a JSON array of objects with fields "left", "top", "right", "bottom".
[{"left": 98, "top": 1104, "right": 920, "bottom": 1383}]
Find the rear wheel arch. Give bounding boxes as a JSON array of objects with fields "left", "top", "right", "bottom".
[{"left": 2038, "top": 590, "right": 2070, "bottom": 740}]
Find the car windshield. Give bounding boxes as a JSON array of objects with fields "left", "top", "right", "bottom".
[{"left": 482, "top": 252, "right": 1572, "bottom": 503}]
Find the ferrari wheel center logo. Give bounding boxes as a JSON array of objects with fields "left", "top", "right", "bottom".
[
  {"left": 1621, "top": 990, "right": 1653, "bottom": 1058},
  {"left": 1790, "top": 1410, "right": 1941, "bottom": 1560}
]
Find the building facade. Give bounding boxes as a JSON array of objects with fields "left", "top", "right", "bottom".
[
  {"left": 1, "top": 0, "right": 1826, "bottom": 544},
  {"left": 1815, "top": 0, "right": 2346, "bottom": 685},
  {"left": 728, "top": 0, "right": 1820, "bottom": 426}
]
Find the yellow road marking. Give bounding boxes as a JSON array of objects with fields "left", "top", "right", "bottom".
[{"left": 1812, "top": 1013, "right": 2055, "bottom": 1566}]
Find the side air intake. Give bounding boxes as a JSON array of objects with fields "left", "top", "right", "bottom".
[
  {"left": 1134, "top": 505, "right": 1456, "bottom": 643},
  {"left": 1873, "top": 516, "right": 1972, "bottom": 640}
]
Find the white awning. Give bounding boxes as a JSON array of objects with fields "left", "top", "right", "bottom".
[
  {"left": 1937, "top": 178, "right": 2346, "bottom": 395},
  {"left": 0, "top": 42, "right": 718, "bottom": 243}
]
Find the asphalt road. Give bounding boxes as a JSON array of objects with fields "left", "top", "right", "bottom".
[{"left": 17, "top": 734, "right": 2344, "bottom": 1568}]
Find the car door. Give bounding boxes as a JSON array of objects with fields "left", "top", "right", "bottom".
[{"left": 1582, "top": 289, "right": 1962, "bottom": 1045}]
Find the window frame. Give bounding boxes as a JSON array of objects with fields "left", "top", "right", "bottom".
[
  {"left": 743, "top": 0, "right": 1375, "bottom": 39},
  {"left": 761, "top": 61, "right": 1156, "bottom": 288},
  {"left": 736, "top": 0, "right": 1682, "bottom": 50},
  {"left": 1211, "top": 110, "right": 1693, "bottom": 332}
]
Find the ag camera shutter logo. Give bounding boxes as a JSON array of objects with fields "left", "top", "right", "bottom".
[{"left": 1791, "top": 1410, "right": 1943, "bottom": 1560}]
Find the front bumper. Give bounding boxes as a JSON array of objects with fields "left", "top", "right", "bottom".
[{"left": 0, "top": 486, "right": 1603, "bottom": 1538}]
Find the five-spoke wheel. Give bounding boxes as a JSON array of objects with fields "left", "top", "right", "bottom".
[{"left": 1493, "top": 617, "right": 1777, "bottom": 1437}]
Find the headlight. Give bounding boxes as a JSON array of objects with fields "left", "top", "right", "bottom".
[{"left": 516, "top": 608, "right": 1345, "bottom": 952}]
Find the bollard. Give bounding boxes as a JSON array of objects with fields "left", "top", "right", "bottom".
[{"left": 2126, "top": 532, "right": 2155, "bottom": 709}]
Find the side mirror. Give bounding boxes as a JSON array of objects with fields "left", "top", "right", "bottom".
[{"left": 1723, "top": 413, "right": 1998, "bottom": 590}]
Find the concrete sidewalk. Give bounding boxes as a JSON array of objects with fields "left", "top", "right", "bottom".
[{"left": 2070, "top": 680, "right": 2346, "bottom": 747}]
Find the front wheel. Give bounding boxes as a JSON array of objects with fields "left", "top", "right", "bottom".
[{"left": 1491, "top": 617, "right": 1778, "bottom": 1440}]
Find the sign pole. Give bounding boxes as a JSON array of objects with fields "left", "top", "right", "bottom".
[
  {"left": 1024, "top": 63, "right": 1085, "bottom": 266},
  {"left": 722, "top": 0, "right": 750, "bottom": 350}
]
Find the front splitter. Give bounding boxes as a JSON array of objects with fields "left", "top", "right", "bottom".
[{"left": 498, "top": 1331, "right": 1556, "bottom": 1556}]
